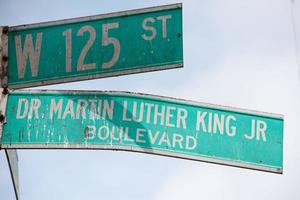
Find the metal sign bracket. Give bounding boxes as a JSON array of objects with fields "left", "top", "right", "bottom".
[
  {"left": 0, "top": 26, "right": 8, "bottom": 88},
  {"left": 0, "top": 88, "right": 8, "bottom": 149},
  {"left": 0, "top": 26, "right": 9, "bottom": 148},
  {"left": 5, "top": 149, "right": 20, "bottom": 200}
]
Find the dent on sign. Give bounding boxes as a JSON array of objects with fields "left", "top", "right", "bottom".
[
  {"left": 3, "top": 4, "right": 183, "bottom": 88},
  {"left": 0, "top": 90, "right": 283, "bottom": 174}
]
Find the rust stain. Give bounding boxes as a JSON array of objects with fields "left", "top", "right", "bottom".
[{"left": 84, "top": 126, "right": 89, "bottom": 139}]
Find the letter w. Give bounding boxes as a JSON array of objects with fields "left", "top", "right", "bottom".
[{"left": 15, "top": 33, "right": 43, "bottom": 79}]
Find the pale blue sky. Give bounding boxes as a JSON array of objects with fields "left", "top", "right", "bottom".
[{"left": 1, "top": 0, "right": 300, "bottom": 199}]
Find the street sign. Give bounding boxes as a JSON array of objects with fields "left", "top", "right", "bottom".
[
  {"left": 1, "top": 4, "right": 183, "bottom": 89},
  {"left": 0, "top": 90, "right": 283, "bottom": 173},
  {"left": 5, "top": 149, "right": 20, "bottom": 200}
]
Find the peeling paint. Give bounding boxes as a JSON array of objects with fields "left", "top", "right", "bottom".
[{"left": 0, "top": 89, "right": 284, "bottom": 173}]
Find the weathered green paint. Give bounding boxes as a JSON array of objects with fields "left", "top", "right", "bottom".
[
  {"left": 0, "top": 90, "right": 283, "bottom": 173},
  {"left": 6, "top": 4, "right": 183, "bottom": 89}
]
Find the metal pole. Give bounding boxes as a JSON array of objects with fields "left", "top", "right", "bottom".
[{"left": 5, "top": 149, "right": 20, "bottom": 200}]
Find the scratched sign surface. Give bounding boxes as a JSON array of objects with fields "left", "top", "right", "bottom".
[
  {"left": 0, "top": 90, "right": 283, "bottom": 173},
  {"left": 6, "top": 4, "right": 183, "bottom": 89}
]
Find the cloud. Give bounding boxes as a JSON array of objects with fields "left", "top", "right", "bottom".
[
  {"left": 0, "top": 151, "right": 16, "bottom": 199},
  {"left": 155, "top": 162, "right": 297, "bottom": 200},
  {"left": 153, "top": 1, "right": 300, "bottom": 200},
  {"left": 1, "top": 0, "right": 300, "bottom": 200}
]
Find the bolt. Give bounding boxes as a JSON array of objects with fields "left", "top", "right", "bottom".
[
  {"left": 2, "top": 87, "right": 8, "bottom": 95},
  {"left": 2, "top": 55, "right": 8, "bottom": 62},
  {"left": 2, "top": 26, "right": 8, "bottom": 34},
  {"left": 0, "top": 114, "right": 5, "bottom": 123}
]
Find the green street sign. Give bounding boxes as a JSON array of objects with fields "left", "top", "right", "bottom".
[
  {"left": 1, "top": 4, "right": 183, "bottom": 89},
  {"left": 0, "top": 90, "right": 283, "bottom": 173}
]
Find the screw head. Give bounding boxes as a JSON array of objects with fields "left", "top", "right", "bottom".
[
  {"left": 2, "top": 26, "right": 8, "bottom": 34},
  {"left": 2, "top": 87, "right": 8, "bottom": 95},
  {"left": 0, "top": 114, "right": 5, "bottom": 123},
  {"left": 2, "top": 55, "right": 8, "bottom": 62}
]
